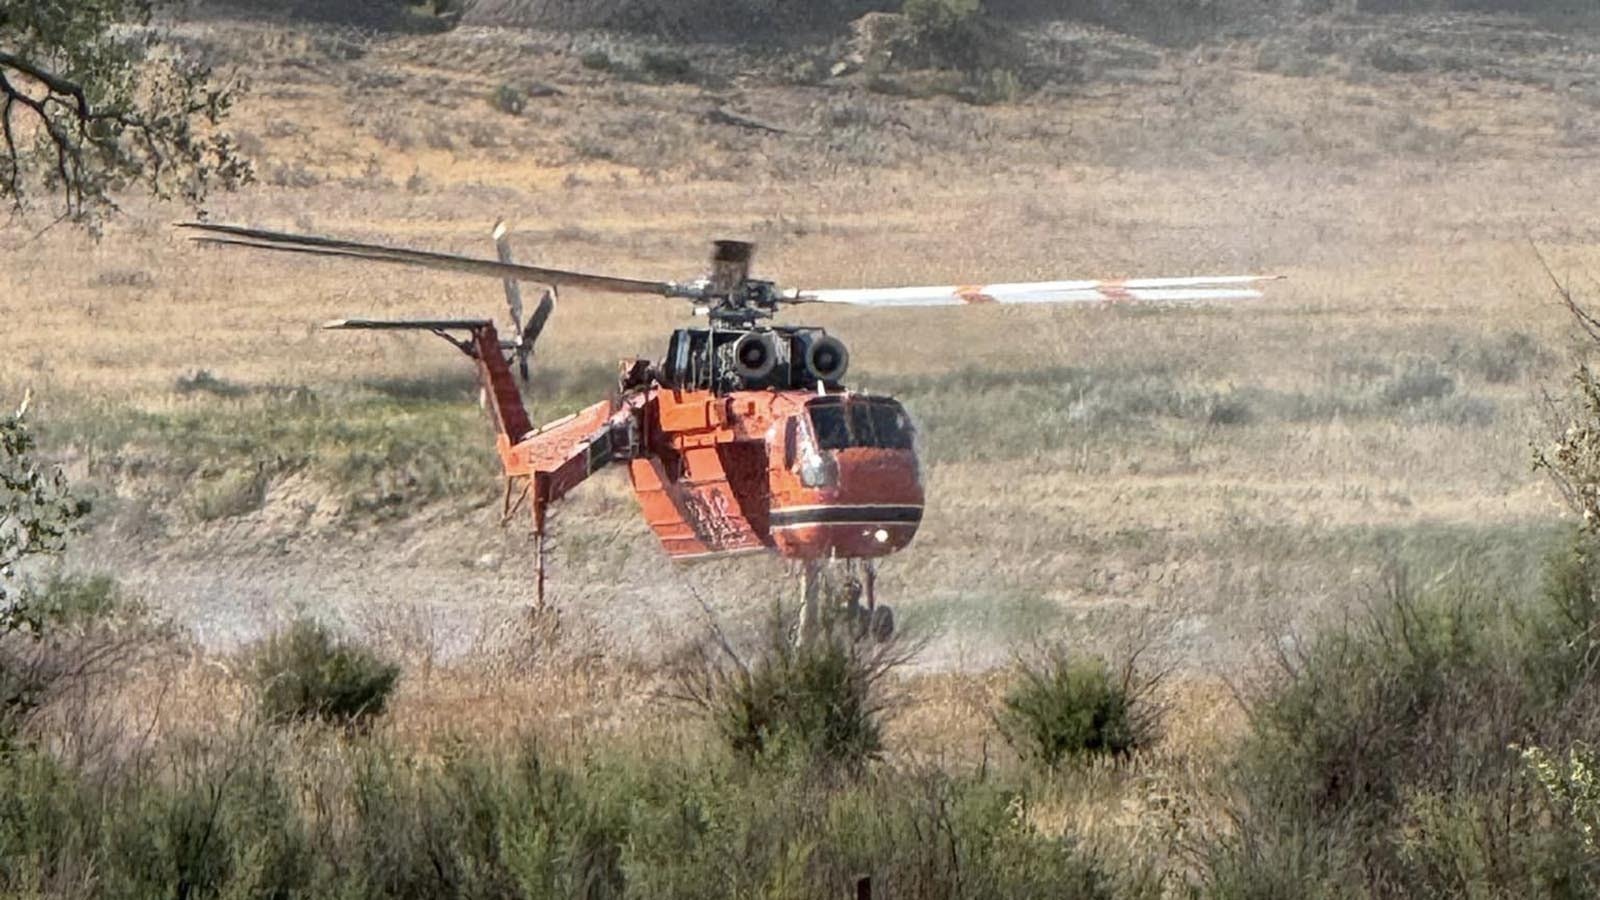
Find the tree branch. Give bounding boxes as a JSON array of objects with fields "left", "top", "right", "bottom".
[
  {"left": 0, "top": 52, "right": 91, "bottom": 120},
  {"left": 0, "top": 17, "right": 248, "bottom": 225},
  {"left": 1532, "top": 239, "right": 1600, "bottom": 344}
]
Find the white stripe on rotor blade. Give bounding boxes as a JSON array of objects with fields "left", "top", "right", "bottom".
[
  {"left": 979, "top": 287, "right": 1264, "bottom": 304},
  {"left": 803, "top": 282, "right": 1267, "bottom": 307},
  {"left": 1118, "top": 276, "right": 1280, "bottom": 288}
]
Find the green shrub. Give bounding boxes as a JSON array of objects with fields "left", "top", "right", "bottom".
[
  {"left": 1378, "top": 360, "right": 1455, "bottom": 408},
  {"left": 1, "top": 405, "right": 90, "bottom": 636},
  {"left": 1522, "top": 742, "right": 1600, "bottom": 856},
  {"left": 0, "top": 730, "right": 1131, "bottom": 900},
  {"left": 489, "top": 82, "right": 526, "bottom": 115},
  {"left": 1201, "top": 554, "right": 1600, "bottom": 896},
  {"left": 29, "top": 573, "right": 125, "bottom": 628},
  {"left": 187, "top": 467, "right": 267, "bottom": 521},
  {"left": 996, "top": 648, "right": 1161, "bottom": 769},
  {"left": 1, "top": 574, "right": 151, "bottom": 745},
  {"left": 0, "top": 739, "right": 312, "bottom": 900},
  {"left": 1522, "top": 536, "right": 1600, "bottom": 705},
  {"left": 637, "top": 49, "right": 697, "bottom": 83},
  {"left": 902, "top": 0, "right": 984, "bottom": 51},
  {"left": 900, "top": 0, "right": 1019, "bottom": 80},
  {"left": 1239, "top": 571, "right": 1515, "bottom": 821},
  {"left": 1447, "top": 331, "right": 1552, "bottom": 385},
  {"left": 249, "top": 618, "right": 399, "bottom": 728},
  {"left": 676, "top": 612, "right": 909, "bottom": 772},
  {"left": 960, "top": 67, "right": 1024, "bottom": 105}
]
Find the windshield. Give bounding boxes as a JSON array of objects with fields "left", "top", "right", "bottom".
[{"left": 808, "top": 397, "right": 914, "bottom": 451}]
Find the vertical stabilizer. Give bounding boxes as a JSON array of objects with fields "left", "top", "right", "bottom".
[{"left": 469, "top": 324, "right": 533, "bottom": 443}]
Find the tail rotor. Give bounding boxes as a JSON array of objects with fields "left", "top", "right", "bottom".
[
  {"left": 522, "top": 287, "right": 554, "bottom": 382},
  {"left": 492, "top": 221, "right": 555, "bottom": 384}
]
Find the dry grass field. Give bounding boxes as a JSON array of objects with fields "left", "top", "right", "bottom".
[
  {"left": 6, "top": 10, "right": 1600, "bottom": 765},
  {"left": 15, "top": 8, "right": 1600, "bottom": 894}
]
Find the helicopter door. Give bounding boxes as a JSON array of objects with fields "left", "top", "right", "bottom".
[{"left": 782, "top": 417, "right": 798, "bottom": 470}]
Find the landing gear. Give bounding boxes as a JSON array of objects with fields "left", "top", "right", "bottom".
[
  {"left": 796, "top": 559, "right": 894, "bottom": 646},
  {"left": 863, "top": 603, "right": 895, "bottom": 644}
]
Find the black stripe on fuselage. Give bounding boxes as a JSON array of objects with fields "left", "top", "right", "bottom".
[{"left": 768, "top": 505, "right": 923, "bottom": 529}]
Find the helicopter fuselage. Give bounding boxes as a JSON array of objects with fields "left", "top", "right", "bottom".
[
  {"left": 628, "top": 386, "right": 923, "bottom": 562},
  {"left": 481, "top": 322, "right": 924, "bottom": 566}
]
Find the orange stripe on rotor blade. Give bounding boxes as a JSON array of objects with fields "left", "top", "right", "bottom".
[
  {"left": 954, "top": 285, "right": 998, "bottom": 304},
  {"left": 1099, "top": 281, "right": 1134, "bottom": 303}
]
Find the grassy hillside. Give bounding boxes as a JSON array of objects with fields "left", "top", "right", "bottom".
[
  {"left": 7, "top": 9, "right": 1594, "bottom": 665},
  {"left": 7, "top": 6, "right": 1600, "bottom": 896}
]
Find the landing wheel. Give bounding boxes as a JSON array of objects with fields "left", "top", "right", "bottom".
[
  {"left": 866, "top": 604, "right": 895, "bottom": 643},
  {"left": 847, "top": 600, "right": 894, "bottom": 643},
  {"left": 856, "top": 559, "right": 892, "bottom": 643}
]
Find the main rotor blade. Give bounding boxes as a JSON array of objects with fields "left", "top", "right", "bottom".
[
  {"left": 180, "top": 222, "right": 674, "bottom": 296},
  {"left": 324, "top": 318, "right": 493, "bottom": 330},
  {"left": 792, "top": 276, "right": 1283, "bottom": 308}
]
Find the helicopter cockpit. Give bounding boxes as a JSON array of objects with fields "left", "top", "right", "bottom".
[{"left": 805, "top": 395, "right": 915, "bottom": 451}]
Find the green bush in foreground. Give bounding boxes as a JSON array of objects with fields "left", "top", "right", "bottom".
[
  {"left": 250, "top": 618, "right": 398, "bottom": 727},
  {"left": 1205, "top": 549, "right": 1600, "bottom": 897},
  {"left": 677, "top": 613, "right": 904, "bottom": 772},
  {"left": 997, "top": 648, "right": 1161, "bottom": 769}
]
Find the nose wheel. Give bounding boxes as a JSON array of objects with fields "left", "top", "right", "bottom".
[{"left": 797, "top": 559, "right": 894, "bottom": 646}]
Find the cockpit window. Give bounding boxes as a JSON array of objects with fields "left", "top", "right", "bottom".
[
  {"left": 808, "top": 397, "right": 914, "bottom": 450},
  {"left": 867, "top": 402, "right": 915, "bottom": 449},
  {"left": 809, "top": 400, "right": 850, "bottom": 450}
]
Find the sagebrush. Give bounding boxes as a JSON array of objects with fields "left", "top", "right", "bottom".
[{"left": 250, "top": 618, "right": 399, "bottom": 727}]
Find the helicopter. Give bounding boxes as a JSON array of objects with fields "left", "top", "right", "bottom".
[{"left": 179, "top": 221, "right": 1278, "bottom": 642}]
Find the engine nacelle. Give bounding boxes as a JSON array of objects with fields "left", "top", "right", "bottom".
[
  {"left": 658, "top": 325, "right": 850, "bottom": 393},
  {"left": 802, "top": 334, "right": 849, "bottom": 384},
  {"left": 733, "top": 331, "right": 777, "bottom": 380}
]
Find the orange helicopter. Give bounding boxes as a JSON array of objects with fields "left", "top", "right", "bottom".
[{"left": 180, "top": 222, "right": 1277, "bottom": 641}]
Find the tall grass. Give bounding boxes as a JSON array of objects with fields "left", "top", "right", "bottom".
[{"left": 0, "top": 732, "right": 1131, "bottom": 899}]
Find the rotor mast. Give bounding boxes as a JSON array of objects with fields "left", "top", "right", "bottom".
[{"left": 670, "top": 239, "right": 783, "bottom": 326}]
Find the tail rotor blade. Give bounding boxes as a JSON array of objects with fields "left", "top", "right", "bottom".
[
  {"left": 490, "top": 221, "right": 555, "bottom": 385},
  {"left": 520, "top": 288, "right": 556, "bottom": 383},
  {"left": 525, "top": 288, "right": 555, "bottom": 348},
  {"left": 492, "top": 220, "right": 525, "bottom": 335}
]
